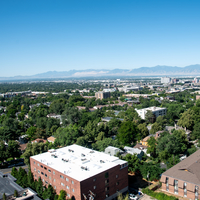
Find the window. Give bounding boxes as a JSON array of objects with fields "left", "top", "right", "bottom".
[
  {"left": 34, "top": 168, "right": 36, "bottom": 171},
  {"left": 41, "top": 165, "right": 43, "bottom": 168},
  {"left": 66, "top": 186, "right": 69, "bottom": 189},
  {"left": 72, "top": 181, "right": 74, "bottom": 184},
  {"left": 48, "top": 169, "right": 51, "bottom": 173},
  {"left": 54, "top": 179, "right": 56, "bottom": 182},
  {"left": 195, "top": 186, "right": 199, "bottom": 200},
  {"left": 41, "top": 172, "right": 44, "bottom": 175},
  {"left": 105, "top": 187, "right": 109, "bottom": 192},
  {"left": 44, "top": 167, "right": 47, "bottom": 170},
  {"left": 105, "top": 194, "right": 109, "bottom": 198},
  {"left": 54, "top": 186, "right": 56, "bottom": 189},
  {"left": 60, "top": 175, "right": 64, "bottom": 179},
  {"left": 45, "top": 181, "right": 48, "bottom": 184},
  {"left": 93, "top": 178, "right": 96, "bottom": 182},
  {"left": 61, "top": 182, "right": 64, "bottom": 186},
  {"left": 42, "top": 179, "right": 44, "bottom": 182},
  {"left": 174, "top": 180, "right": 178, "bottom": 194},
  {"left": 66, "top": 178, "right": 69, "bottom": 181},
  {"left": 49, "top": 176, "right": 51, "bottom": 180},
  {"left": 72, "top": 189, "right": 74, "bottom": 192},
  {"left": 105, "top": 172, "right": 109, "bottom": 178},
  {"left": 116, "top": 175, "right": 118, "bottom": 178},
  {"left": 37, "top": 163, "right": 39, "bottom": 166},
  {"left": 34, "top": 161, "right": 35, "bottom": 164},
  {"left": 53, "top": 171, "right": 55, "bottom": 175},
  {"left": 45, "top": 174, "right": 47, "bottom": 177},
  {"left": 94, "top": 186, "right": 96, "bottom": 189},
  {"left": 67, "top": 194, "right": 70, "bottom": 197},
  {"left": 116, "top": 182, "right": 119, "bottom": 186},
  {"left": 184, "top": 182, "right": 187, "bottom": 197},
  {"left": 105, "top": 179, "right": 109, "bottom": 184},
  {"left": 35, "top": 175, "right": 37, "bottom": 178},
  {"left": 38, "top": 170, "right": 40, "bottom": 174},
  {"left": 166, "top": 177, "right": 169, "bottom": 191}
]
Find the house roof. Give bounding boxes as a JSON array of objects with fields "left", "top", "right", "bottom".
[
  {"left": 31, "top": 138, "right": 47, "bottom": 144},
  {"left": 47, "top": 136, "right": 56, "bottom": 142},
  {"left": 141, "top": 136, "right": 151, "bottom": 142},
  {"left": 162, "top": 149, "right": 200, "bottom": 186},
  {"left": 19, "top": 143, "right": 28, "bottom": 151}
]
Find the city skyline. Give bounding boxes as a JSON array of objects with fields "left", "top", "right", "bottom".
[{"left": 1, "top": 0, "right": 200, "bottom": 77}]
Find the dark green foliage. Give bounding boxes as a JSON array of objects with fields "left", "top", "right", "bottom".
[
  {"left": 3, "top": 193, "right": 6, "bottom": 200},
  {"left": 14, "top": 190, "right": 18, "bottom": 197},
  {"left": 54, "top": 124, "right": 82, "bottom": 147},
  {"left": 36, "top": 177, "right": 43, "bottom": 197},
  {"left": 92, "top": 138, "right": 120, "bottom": 152},
  {"left": 11, "top": 167, "right": 18, "bottom": 178},
  {"left": 117, "top": 121, "right": 139, "bottom": 145},
  {"left": 140, "top": 162, "right": 165, "bottom": 181},
  {"left": 123, "top": 154, "right": 141, "bottom": 173}
]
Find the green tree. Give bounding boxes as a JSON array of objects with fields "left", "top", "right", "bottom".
[
  {"left": 177, "top": 109, "right": 195, "bottom": 130},
  {"left": 11, "top": 167, "right": 18, "bottom": 178},
  {"left": 26, "top": 126, "right": 37, "bottom": 140},
  {"left": 92, "top": 138, "right": 120, "bottom": 152},
  {"left": 7, "top": 140, "right": 20, "bottom": 160},
  {"left": 117, "top": 121, "right": 139, "bottom": 145},
  {"left": 147, "top": 136, "right": 157, "bottom": 157},
  {"left": 3, "top": 193, "right": 6, "bottom": 200},
  {"left": 58, "top": 190, "right": 67, "bottom": 200},
  {"left": 137, "top": 123, "right": 149, "bottom": 141},
  {"left": 145, "top": 110, "right": 155, "bottom": 124},
  {"left": 150, "top": 122, "right": 162, "bottom": 134},
  {"left": 123, "top": 153, "right": 141, "bottom": 173},
  {"left": 0, "top": 141, "right": 7, "bottom": 163},
  {"left": 14, "top": 190, "right": 18, "bottom": 197},
  {"left": 36, "top": 177, "right": 43, "bottom": 197}
]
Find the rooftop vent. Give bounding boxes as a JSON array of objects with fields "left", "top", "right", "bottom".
[
  {"left": 68, "top": 149, "right": 74, "bottom": 153},
  {"left": 81, "top": 166, "right": 88, "bottom": 171},
  {"left": 81, "top": 153, "right": 85, "bottom": 157},
  {"left": 100, "top": 160, "right": 105, "bottom": 163},
  {"left": 90, "top": 151, "right": 94, "bottom": 153},
  {"left": 62, "top": 158, "right": 69, "bottom": 162}
]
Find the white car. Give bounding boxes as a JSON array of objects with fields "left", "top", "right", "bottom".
[{"left": 129, "top": 194, "right": 138, "bottom": 200}]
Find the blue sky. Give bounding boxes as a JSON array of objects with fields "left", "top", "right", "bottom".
[{"left": 1, "top": 0, "right": 200, "bottom": 77}]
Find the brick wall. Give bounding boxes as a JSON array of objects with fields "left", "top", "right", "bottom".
[
  {"left": 30, "top": 158, "right": 128, "bottom": 200},
  {"left": 162, "top": 182, "right": 200, "bottom": 200}
]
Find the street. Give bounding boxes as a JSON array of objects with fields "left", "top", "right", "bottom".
[{"left": 0, "top": 165, "right": 29, "bottom": 174}]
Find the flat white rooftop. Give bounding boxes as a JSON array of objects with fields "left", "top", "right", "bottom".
[
  {"left": 31, "top": 144, "right": 127, "bottom": 182},
  {"left": 136, "top": 106, "right": 166, "bottom": 112}
]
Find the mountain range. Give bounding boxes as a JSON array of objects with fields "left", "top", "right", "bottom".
[{"left": 1, "top": 65, "right": 200, "bottom": 80}]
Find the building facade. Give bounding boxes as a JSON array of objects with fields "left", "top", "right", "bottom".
[
  {"left": 161, "top": 77, "right": 171, "bottom": 84},
  {"left": 30, "top": 144, "right": 128, "bottom": 200},
  {"left": 95, "top": 91, "right": 110, "bottom": 100},
  {"left": 160, "top": 149, "right": 200, "bottom": 200},
  {"left": 135, "top": 106, "right": 167, "bottom": 120}
]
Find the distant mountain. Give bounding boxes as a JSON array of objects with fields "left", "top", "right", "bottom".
[{"left": 1, "top": 65, "right": 200, "bottom": 81}]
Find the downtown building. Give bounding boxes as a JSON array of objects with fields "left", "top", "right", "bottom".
[
  {"left": 95, "top": 91, "right": 110, "bottom": 100},
  {"left": 30, "top": 144, "right": 128, "bottom": 200}
]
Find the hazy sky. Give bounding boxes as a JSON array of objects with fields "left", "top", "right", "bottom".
[{"left": 1, "top": 0, "right": 200, "bottom": 77}]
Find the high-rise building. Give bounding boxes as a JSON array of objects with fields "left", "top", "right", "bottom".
[
  {"left": 161, "top": 77, "right": 171, "bottom": 84},
  {"left": 30, "top": 144, "right": 128, "bottom": 200},
  {"left": 95, "top": 91, "right": 110, "bottom": 100}
]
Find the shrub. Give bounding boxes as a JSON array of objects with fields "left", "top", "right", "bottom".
[{"left": 142, "top": 188, "right": 178, "bottom": 200}]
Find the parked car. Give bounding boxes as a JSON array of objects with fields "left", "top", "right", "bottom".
[{"left": 129, "top": 194, "right": 138, "bottom": 200}]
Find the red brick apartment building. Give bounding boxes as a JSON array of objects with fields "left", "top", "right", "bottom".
[
  {"left": 30, "top": 144, "right": 128, "bottom": 200},
  {"left": 160, "top": 149, "right": 200, "bottom": 200}
]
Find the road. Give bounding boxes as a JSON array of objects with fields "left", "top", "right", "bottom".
[{"left": 0, "top": 165, "right": 29, "bottom": 174}]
